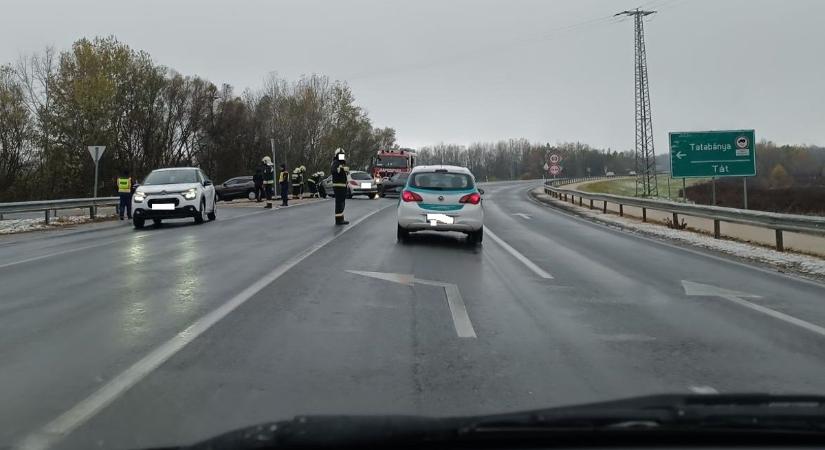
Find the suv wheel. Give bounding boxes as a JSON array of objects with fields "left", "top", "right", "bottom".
[
  {"left": 194, "top": 199, "right": 206, "bottom": 224},
  {"left": 207, "top": 197, "right": 217, "bottom": 221},
  {"left": 133, "top": 218, "right": 145, "bottom": 229}
]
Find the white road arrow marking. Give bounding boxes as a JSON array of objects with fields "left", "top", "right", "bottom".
[
  {"left": 682, "top": 281, "right": 825, "bottom": 338},
  {"left": 348, "top": 270, "right": 477, "bottom": 338},
  {"left": 512, "top": 213, "right": 532, "bottom": 220},
  {"left": 676, "top": 151, "right": 687, "bottom": 159}
]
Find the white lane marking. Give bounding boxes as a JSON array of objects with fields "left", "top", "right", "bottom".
[
  {"left": 721, "top": 294, "right": 825, "bottom": 338},
  {"left": 485, "top": 228, "right": 553, "bottom": 279},
  {"left": 682, "top": 280, "right": 825, "bottom": 338},
  {"left": 347, "top": 271, "right": 477, "bottom": 338},
  {"left": 15, "top": 205, "right": 392, "bottom": 450},
  {"left": 512, "top": 213, "right": 532, "bottom": 220},
  {"left": 414, "top": 278, "right": 477, "bottom": 338},
  {"left": 689, "top": 385, "right": 719, "bottom": 394}
]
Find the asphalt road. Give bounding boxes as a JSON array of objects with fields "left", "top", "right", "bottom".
[{"left": 2, "top": 181, "right": 825, "bottom": 449}]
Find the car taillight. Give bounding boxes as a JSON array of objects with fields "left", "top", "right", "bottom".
[
  {"left": 349, "top": 180, "right": 359, "bottom": 186},
  {"left": 459, "top": 193, "right": 481, "bottom": 204},
  {"left": 401, "top": 190, "right": 423, "bottom": 202}
]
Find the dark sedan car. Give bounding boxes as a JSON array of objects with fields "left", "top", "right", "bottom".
[
  {"left": 378, "top": 172, "right": 409, "bottom": 197},
  {"left": 215, "top": 176, "right": 255, "bottom": 201}
]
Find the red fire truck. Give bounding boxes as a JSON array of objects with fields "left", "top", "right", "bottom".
[{"left": 370, "top": 148, "right": 416, "bottom": 183}]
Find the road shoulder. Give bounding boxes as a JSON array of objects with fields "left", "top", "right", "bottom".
[{"left": 529, "top": 187, "right": 825, "bottom": 283}]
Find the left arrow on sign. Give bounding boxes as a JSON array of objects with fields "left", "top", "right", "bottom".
[
  {"left": 348, "top": 270, "right": 476, "bottom": 338},
  {"left": 675, "top": 151, "right": 686, "bottom": 159}
]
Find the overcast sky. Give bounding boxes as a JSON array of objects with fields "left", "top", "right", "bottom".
[{"left": 2, "top": 0, "right": 823, "bottom": 150}]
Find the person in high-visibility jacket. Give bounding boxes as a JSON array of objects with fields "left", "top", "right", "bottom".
[
  {"left": 278, "top": 164, "right": 289, "bottom": 206},
  {"left": 116, "top": 169, "right": 134, "bottom": 220},
  {"left": 331, "top": 148, "right": 349, "bottom": 225}
]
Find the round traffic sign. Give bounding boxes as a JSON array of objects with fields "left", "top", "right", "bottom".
[
  {"left": 549, "top": 164, "right": 562, "bottom": 176},
  {"left": 736, "top": 136, "right": 749, "bottom": 149},
  {"left": 549, "top": 154, "right": 561, "bottom": 164},
  {"left": 543, "top": 163, "right": 549, "bottom": 171}
]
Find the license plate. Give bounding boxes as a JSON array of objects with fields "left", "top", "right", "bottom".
[
  {"left": 360, "top": 182, "right": 372, "bottom": 189},
  {"left": 151, "top": 203, "right": 175, "bottom": 210},
  {"left": 426, "top": 213, "right": 454, "bottom": 226}
]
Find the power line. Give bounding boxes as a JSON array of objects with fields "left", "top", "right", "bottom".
[{"left": 615, "top": 9, "right": 658, "bottom": 197}]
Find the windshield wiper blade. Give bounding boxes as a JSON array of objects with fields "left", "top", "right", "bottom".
[{"left": 466, "top": 394, "right": 825, "bottom": 433}]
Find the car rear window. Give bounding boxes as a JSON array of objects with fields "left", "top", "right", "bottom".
[
  {"left": 143, "top": 169, "right": 199, "bottom": 185},
  {"left": 351, "top": 172, "right": 372, "bottom": 180},
  {"left": 409, "top": 172, "right": 474, "bottom": 191}
]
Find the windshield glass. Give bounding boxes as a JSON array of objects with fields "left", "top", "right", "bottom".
[
  {"left": 392, "top": 173, "right": 409, "bottom": 182},
  {"left": 143, "top": 169, "right": 199, "bottom": 185},
  {"left": 375, "top": 156, "right": 408, "bottom": 168},
  {"left": 410, "top": 172, "right": 474, "bottom": 190},
  {"left": 350, "top": 172, "right": 372, "bottom": 180}
]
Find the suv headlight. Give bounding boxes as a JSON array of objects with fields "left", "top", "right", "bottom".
[
  {"left": 183, "top": 188, "right": 198, "bottom": 200},
  {"left": 134, "top": 191, "right": 146, "bottom": 203}
]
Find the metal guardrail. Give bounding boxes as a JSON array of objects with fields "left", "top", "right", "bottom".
[
  {"left": 0, "top": 197, "right": 119, "bottom": 224},
  {"left": 543, "top": 181, "right": 825, "bottom": 252}
]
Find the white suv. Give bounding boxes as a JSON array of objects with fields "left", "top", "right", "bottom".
[{"left": 132, "top": 167, "right": 217, "bottom": 229}]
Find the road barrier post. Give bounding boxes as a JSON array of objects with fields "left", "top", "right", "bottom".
[
  {"left": 775, "top": 230, "right": 784, "bottom": 252},
  {"left": 619, "top": 204, "right": 624, "bottom": 217},
  {"left": 672, "top": 212, "right": 678, "bottom": 225},
  {"left": 589, "top": 199, "right": 594, "bottom": 210},
  {"left": 603, "top": 201, "right": 607, "bottom": 213},
  {"left": 44, "top": 209, "right": 50, "bottom": 225},
  {"left": 642, "top": 208, "right": 647, "bottom": 222},
  {"left": 714, "top": 219, "right": 721, "bottom": 239}
]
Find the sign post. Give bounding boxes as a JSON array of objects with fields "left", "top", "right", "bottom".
[
  {"left": 87, "top": 146, "right": 106, "bottom": 198},
  {"left": 670, "top": 130, "right": 756, "bottom": 206}
]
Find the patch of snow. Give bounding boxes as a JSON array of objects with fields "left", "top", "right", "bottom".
[
  {"left": 533, "top": 191, "right": 825, "bottom": 278},
  {"left": 0, "top": 214, "right": 117, "bottom": 235}
]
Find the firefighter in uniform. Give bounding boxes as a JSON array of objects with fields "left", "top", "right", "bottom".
[
  {"left": 291, "top": 167, "right": 302, "bottom": 199},
  {"left": 307, "top": 171, "right": 318, "bottom": 197},
  {"left": 262, "top": 156, "right": 275, "bottom": 201},
  {"left": 331, "top": 148, "right": 349, "bottom": 225},
  {"left": 116, "top": 169, "right": 134, "bottom": 220}
]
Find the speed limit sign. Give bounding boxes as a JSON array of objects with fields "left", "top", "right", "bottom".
[{"left": 549, "top": 154, "right": 561, "bottom": 164}]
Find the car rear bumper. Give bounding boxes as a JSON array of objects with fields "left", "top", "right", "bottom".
[
  {"left": 351, "top": 188, "right": 378, "bottom": 195},
  {"left": 397, "top": 203, "right": 483, "bottom": 232}
]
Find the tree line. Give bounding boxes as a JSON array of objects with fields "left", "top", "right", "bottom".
[
  {"left": 0, "top": 36, "right": 397, "bottom": 201},
  {"left": 416, "top": 140, "right": 637, "bottom": 181}
]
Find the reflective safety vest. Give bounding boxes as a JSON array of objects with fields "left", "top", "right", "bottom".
[{"left": 117, "top": 177, "right": 132, "bottom": 193}]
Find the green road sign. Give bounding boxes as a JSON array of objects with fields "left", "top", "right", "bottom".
[{"left": 669, "top": 130, "right": 756, "bottom": 178}]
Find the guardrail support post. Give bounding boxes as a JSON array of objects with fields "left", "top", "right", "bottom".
[
  {"left": 619, "top": 204, "right": 624, "bottom": 217},
  {"left": 90, "top": 206, "right": 95, "bottom": 219},
  {"left": 642, "top": 208, "right": 647, "bottom": 222},
  {"left": 713, "top": 219, "right": 720, "bottom": 239},
  {"left": 672, "top": 212, "right": 678, "bottom": 225},
  {"left": 589, "top": 199, "right": 593, "bottom": 209},
  {"left": 578, "top": 197, "right": 582, "bottom": 206},
  {"left": 603, "top": 201, "right": 607, "bottom": 214},
  {"left": 775, "top": 230, "right": 784, "bottom": 252},
  {"left": 44, "top": 209, "right": 50, "bottom": 225}
]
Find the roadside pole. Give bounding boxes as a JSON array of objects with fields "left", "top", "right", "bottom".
[
  {"left": 268, "top": 138, "right": 275, "bottom": 209},
  {"left": 682, "top": 178, "right": 687, "bottom": 203},
  {"left": 87, "top": 146, "right": 106, "bottom": 217},
  {"left": 666, "top": 175, "right": 671, "bottom": 199},
  {"left": 743, "top": 177, "right": 748, "bottom": 209},
  {"left": 711, "top": 177, "right": 717, "bottom": 206}
]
